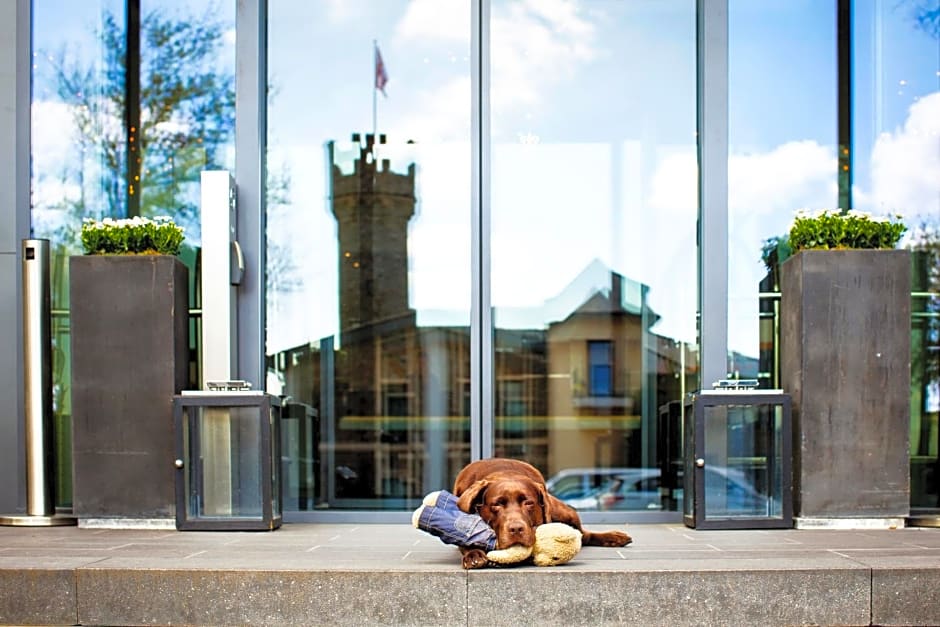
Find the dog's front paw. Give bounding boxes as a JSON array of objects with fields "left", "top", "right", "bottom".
[
  {"left": 603, "top": 530, "right": 632, "bottom": 547},
  {"left": 585, "top": 530, "right": 632, "bottom": 547},
  {"left": 461, "top": 548, "right": 489, "bottom": 569}
]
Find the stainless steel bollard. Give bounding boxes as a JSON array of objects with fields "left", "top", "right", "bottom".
[
  {"left": 0, "top": 239, "right": 75, "bottom": 526},
  {"left": 23, "top": 238, "right": 54, "bottom": 516}
]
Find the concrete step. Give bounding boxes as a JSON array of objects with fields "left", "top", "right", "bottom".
[{"left": 1, "top": 523, "right": 939, "bottom": 626}]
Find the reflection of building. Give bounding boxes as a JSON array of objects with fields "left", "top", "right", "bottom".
[
  {"left": 331, "top": 133, "right": 417, "bottom": 419},
  {"left": 271, "top": 134, "right": 696, "bottom": 509},
  {"left": 545, "top": 273, "right": 654, "bottom": 473}
]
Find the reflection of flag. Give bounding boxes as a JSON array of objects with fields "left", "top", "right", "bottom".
[{"left": 375, "top": 44, "right": 388, "bottom": 96}]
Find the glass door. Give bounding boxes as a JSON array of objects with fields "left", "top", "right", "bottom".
[
  {"left": 489, "top": 0, "right": 699, "bottom": 517},
  {"left": 266, "top": 0, "right": 700, "bottom": 518},
  {"left": 265, "top": 0, "right": 472, "bottom": 512}
]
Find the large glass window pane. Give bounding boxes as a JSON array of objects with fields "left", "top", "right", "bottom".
[
  {"left": 852, "top": 1, "right": 940, "bottom": 513},
  {"left": 727, "top": 2, "right": 837, "bottom": 388},
  {"left": 266, "top": 1, "right": 472, "bottom": 511},
  {"left": 490, "top": 0, "right": 699, "bottom": 514},
  {"left": 31, "top": 0, "right": 235, "bottom": 508}
]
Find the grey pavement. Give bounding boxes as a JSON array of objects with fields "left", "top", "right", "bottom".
[{"left": 1, "top": 522, "right": 940, "bottom": 626}]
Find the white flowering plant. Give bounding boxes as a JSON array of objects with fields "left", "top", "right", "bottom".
[
  {"left": 80, "top": 216, "right": 185, "bottom": 256},
  {"left": 787, "top": 209, "right": 906, "bottom": 253}
]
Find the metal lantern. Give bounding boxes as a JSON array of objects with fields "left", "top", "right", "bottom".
[
  {"left": 684, "top": 382, "right": 792, "bottom": 529},
  {"left": 173, "top": 387, "right": 281, "bottom": 530}
]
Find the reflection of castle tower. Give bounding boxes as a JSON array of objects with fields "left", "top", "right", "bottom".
[
  {"left": 329, "top": 133, "right": 417, "bottom": 422},
  {"left": 331, "top": 133, "right": 416, "bottom": 335}
]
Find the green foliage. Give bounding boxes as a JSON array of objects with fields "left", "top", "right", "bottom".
[
  {"left": 80, "top": 216, "right": 185, "bottom": 256},
  {"left": 760, "top": 235, "right": 792, "bottom": 274},
  {"left": 787, "top": 210, "right": 907, "bottom": 253},
  {"left": 50, "top": 7, "right": 235, "bottom": 233}
]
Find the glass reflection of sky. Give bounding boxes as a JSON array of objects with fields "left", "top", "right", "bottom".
[
  {"left": 29, "top": 0, "right": 939, "bottom": 358},
  {"left": 726, "top": 0, "right": 939, "bottom": 358}
]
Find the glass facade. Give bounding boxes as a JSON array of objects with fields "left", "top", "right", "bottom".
[
  {"left": 18, "top": 0, "right": 939, "bottom": 521},
  {"left": 727, "top": 0, "right": 837, "bottom": 386},
  {"left": 29, "top": 0, "right": 236, "bottom": 507},
  {"left": 265, "top": 1, "right": 473, "bottom": 510},
  {"left": 489, "top": 0, "right": 698, "bottom": 506},
  {"left": 850, "top": 1, "right": 940, "bottom": 514}
]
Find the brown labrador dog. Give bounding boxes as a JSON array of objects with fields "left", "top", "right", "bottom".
[{"left": 453, "top": 458, "right": 632, "bottom": 569}]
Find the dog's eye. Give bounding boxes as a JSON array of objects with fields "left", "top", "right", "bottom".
[{"left": 523, "top": 500, "right": 536, "bottom": 509}]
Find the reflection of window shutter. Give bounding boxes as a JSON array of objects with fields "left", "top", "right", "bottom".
[
  {"left": 591, "top": 364, "right": 612, "bottom": 396},
  {"left": 587, "top": 340, "right": 613, "bottom": 397}
]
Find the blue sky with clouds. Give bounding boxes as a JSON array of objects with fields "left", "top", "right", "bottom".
[{"left": 29, "top": 0, "right": 939, "bottom": 358}]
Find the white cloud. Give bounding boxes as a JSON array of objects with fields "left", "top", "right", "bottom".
[
  {"left": 868, "top": 90, "right": 940, "bottom": 222},
  {"left": 489, "top": 0, "right": 597, "bottom": 111},
  {"left": 647, "top": 150, "right": 696, "bottom": 212},
  {"left": 31, "top": 100, "right": 82, "bottom": 210},
  {"left": 31, "top": 100, "right": 76, "bottom": 166},
  {"left": 648, "top": 140, "right": 837, "bottom": 217},
  {"left": 394, "top": 76, "right": 471, "bottom": 142},
  {"left": 396, "top": 0, "right": 468, "bottom": 42},
  {"left": 730, "top": 141, "right": 837, "bottom": 213},
  {"left": 392, "top": 0, "right": 600, "bottom": 141},
  {"left": 323, "top": 0, "right": 364, "bottom": 24}
]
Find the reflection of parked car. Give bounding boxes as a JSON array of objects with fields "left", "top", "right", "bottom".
[
  {"left": 574, "top": 469, "right": 663, "bottom": 511},
  {"left": 701, "top": 465, "right": 769, "bottom": 517},
  {"left": 545, "top": 468, "right": 639, "bottom": 502},
  {"left": 546, "top": 468, "right": 663, "bottom": 511},
  {"left": 596, "top": 470, "right": 663, "bottom": 510},
  {"left": 552, "top": 466, "right": 771, "bottom": 515}
]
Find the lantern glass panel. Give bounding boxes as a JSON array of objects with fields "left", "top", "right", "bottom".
[{"left": 702, "top": 403, "right": 785, "bottom": 519}]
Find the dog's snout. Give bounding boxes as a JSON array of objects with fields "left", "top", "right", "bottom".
[{"left": 507, "top": 520, "right": 526, "bottom": 537}]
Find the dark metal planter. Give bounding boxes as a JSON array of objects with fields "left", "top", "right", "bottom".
[
  {"left": 781, "top": 249, "right": 911, "bottom": 525},
  {"left": 69, "top": 255, "right": 189, "bottom": 524}
]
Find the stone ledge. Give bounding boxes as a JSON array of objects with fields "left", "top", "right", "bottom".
[
  {"left": 3, "top": 564, "right": 939, "bottom": 626},
  {"left": 0, "top": 568, "right": 76, "bottom": 626},
  {"left": 2, "top": 523, "right": 939, "bottom": 626},
  {"left": 76, "top": 569, "right": 467, "bottom": 627}
]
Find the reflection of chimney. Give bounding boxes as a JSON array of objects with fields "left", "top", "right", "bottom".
[
  {"left": 330, "top": 133, "right": 416, "bottom": 333},
  {"left": 611, "top": 272, "right": 622, "bottom": 311}
]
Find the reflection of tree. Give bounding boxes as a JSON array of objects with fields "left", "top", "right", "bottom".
[
  {"left": 909, "top": 217, "right": 939, "bottom": 508},
  {"left": 45, "top": 6, "right": 301, "bottom": 292},
  {"left": 902, "top": 0, "right": 940, "bottom": 38},
  {"left": 910, "top": 218, "right": 940, "bottom": 386},
  {"left": 49, "top": 7, "right": 235, "bottom": 241},
  {"left": 265, "top": 161, "right": 302, "bottom": 295}
]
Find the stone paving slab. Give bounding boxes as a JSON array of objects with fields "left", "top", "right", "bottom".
[
  {"left": 1, "top": 523, "right": 939, "bottom": 625},
  {"left": 872, "top": 566, "right": 940, "bottom": 627},
  {"left": 467, "top": 569, "right": 871, "bottom": 627}
]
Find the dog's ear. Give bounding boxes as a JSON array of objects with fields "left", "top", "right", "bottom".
[
  {"left": 537, "top": 483, "right": 553, "bottom": 523},
  {"left": 456, "top": 479, "right": 490, "bottom": 513}
]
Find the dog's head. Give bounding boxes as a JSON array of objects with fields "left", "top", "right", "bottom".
[{"left": 456, "top": 475, "right": 552, "bottom": 549}]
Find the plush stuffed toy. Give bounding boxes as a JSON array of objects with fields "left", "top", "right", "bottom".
[{"left": 412, "top": 490, "right": 581, "bottom": 566}]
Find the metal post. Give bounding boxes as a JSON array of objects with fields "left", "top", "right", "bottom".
[{"left": 0, "top": 239, "right": 76, "bottom": 526}]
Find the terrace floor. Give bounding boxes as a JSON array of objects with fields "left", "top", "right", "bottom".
[{"left": 2, "top": 521, "right": 940, "bottom": 626}]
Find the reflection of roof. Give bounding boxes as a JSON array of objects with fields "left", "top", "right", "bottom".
[
  {"left": 543, "top": 258, "right": 646, "bottom": 318},
  {"left": 417, "top": 258, "right": 659, "bottom": 330}
]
